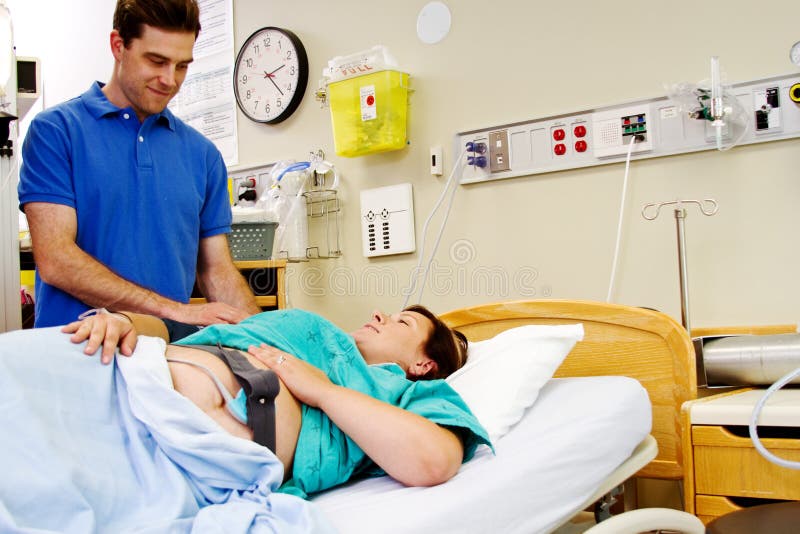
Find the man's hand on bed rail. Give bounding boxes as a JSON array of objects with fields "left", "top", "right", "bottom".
[{"left": 62, "top": 312, "right": 137, "bottom": 364}]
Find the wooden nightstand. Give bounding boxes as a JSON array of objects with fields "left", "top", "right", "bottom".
[
  {"left": 191, "top": 259, "right": 286, "bottom": 310},
  {"left": 681, "top": 388, "right": 800, "bottom": 524}
]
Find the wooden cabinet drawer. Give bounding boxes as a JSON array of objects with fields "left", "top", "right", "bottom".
[
  {"left": 190, "top": 260, "right": 286, "bottom": 310},
  {"left": 696, "top": 495, "right": 743, "bottom": 525},
  {"left": 693, "top": 425, "right": 800, "bottom": 500}
]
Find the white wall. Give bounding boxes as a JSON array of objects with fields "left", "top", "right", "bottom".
[
  {"left": 231, "top": 0, "right": 800, "bottom": 333},
  {"left": 8, "top": 0, "right": 112, "bottom": 107}
]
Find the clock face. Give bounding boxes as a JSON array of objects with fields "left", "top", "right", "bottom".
[{"left": 233, "top": 27, "right": 309, "bottom": 124}]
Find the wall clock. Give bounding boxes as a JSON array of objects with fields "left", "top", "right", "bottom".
[{"left": 233, "top": 27, "right": 309, "bottom": 124}]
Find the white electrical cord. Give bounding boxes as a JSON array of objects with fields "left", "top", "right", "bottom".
[
  {"left": 416, "top": 161, "right": 460, "bottom": 304},
  {"left": 605, "top": 135, "right": 638, "bottom": 303},
  {"left": 748, "top": 365, "right": 800, "bottom": 470},
  {"left": 402, "top": 144, "right": 469, "bottom": 309}
]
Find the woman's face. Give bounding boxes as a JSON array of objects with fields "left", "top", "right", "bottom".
[{"left": 351, "top": 310, "right": 438, "bottom": 377}]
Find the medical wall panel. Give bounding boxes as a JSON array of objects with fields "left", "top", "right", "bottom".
[{"left": 455, "top": 72, "right": 800, "bottom": 185}]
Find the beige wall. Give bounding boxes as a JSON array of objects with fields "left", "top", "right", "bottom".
[{"left": 234, "top": 0, "right": 800, "bottom": 332}]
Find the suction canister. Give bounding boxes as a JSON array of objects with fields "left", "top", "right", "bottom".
[{"left": 700, "top": 333, "right": 800, "bottom": 386}]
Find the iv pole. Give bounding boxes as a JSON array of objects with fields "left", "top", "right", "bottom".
[{"left": 642, "top": 199, "right": 718, "bottom": 336}]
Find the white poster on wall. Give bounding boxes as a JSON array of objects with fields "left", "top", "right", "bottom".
[{"left": 169, "top": 0, "right": 238, "bottom": 165}]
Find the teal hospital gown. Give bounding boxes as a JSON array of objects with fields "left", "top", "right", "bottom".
[{"left": 176, "top": 309, "right": 491, "bottom": 498}]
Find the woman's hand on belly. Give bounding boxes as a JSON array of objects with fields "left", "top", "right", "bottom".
[{"left": 247, "top": 343, "right": 336, "bottom": 408}]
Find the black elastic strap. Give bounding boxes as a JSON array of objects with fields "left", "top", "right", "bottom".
[
  {"left": 161, "top": 318, "right": 202, "bottom": 342},
  {"left": 184, "top": 343, "right": 279, "bottom": 452}
]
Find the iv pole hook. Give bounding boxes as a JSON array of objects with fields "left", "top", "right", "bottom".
[{"left": 641, "top": 199, "right": 718, "bottom": 336}]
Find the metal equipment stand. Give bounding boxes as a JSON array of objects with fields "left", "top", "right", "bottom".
[{"left": 642, "top": 199, "right": 718, "bottom": 336}]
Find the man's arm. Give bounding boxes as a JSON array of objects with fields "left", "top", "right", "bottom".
[
  {"left": 26, "top": 202, "right": 250, "bottom": 325},
  {"left": 195, "top": 233, "right": 261, "bottom": 316}
]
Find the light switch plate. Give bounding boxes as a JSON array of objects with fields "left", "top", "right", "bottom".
[
  {"left": 360, "top": 183, "right": 415, "bottom": 257},
  {"left": 430, "top": 145, "right": 443, "bottom": 175}
]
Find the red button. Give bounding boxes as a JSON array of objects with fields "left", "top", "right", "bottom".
[
  {"left": 575, "top": 140, "right": 587, "bottom": 152},
  {"left": 366, "top": 95, "right": 375, "bottom": 106},
  {"left": 554, "top": 143, "right": 566, "bottom": 156},
  {"left": 552, "top": 128, "right": 565, "bottom": 141},
  {"left": 573, "top": 125, "right": 587, "bottom": 138}
]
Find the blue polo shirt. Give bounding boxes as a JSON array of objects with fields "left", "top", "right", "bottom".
[{"left": 18, "top": 82, "right": 232, "bottom": 327}]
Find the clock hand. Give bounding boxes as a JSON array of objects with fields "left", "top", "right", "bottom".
[
  {"left": 263, "top": 65, "right": 285, "bottom": 96},
  {"left": 267, "top": 64, "right": 285, "bottom": 76}
]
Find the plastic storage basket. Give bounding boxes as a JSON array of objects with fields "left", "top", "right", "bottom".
[{"left": 228, "top": 222, "right": 277, "bottom": 261}]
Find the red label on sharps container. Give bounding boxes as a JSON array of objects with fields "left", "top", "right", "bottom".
[{"left": 360, "top": 85, "right": 376, "bottom": 121}]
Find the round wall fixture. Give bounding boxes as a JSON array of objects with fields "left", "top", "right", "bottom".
[
  {"left": 790, "top": 40, "right": 800, "bottom": 67},
  {"left": 417, "top": 2, "right": 451, "bottom": 45}
]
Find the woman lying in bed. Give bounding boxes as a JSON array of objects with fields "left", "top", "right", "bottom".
[{"left": 62, "top": 307, "right": 490, "bottom": 499}]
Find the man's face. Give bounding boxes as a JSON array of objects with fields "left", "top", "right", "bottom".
[{"left": 111, "top": 25, "right": 195, "bottom": 121}]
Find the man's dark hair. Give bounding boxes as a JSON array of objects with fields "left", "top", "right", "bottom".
[{"left": 113, "top": 0, "right": 201, "bottom": 46}]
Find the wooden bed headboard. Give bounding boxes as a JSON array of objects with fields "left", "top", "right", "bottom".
[{"left": 440, "top": 299, "right": 697, "bottom": 480}]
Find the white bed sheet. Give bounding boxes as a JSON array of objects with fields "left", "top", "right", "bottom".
[{"left": 312, "top": 376, "right": 652, "bottom": 534}]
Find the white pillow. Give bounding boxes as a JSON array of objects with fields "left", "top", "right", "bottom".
[{"left": 446, "top": 323, "right": 584, "bottom": 443}]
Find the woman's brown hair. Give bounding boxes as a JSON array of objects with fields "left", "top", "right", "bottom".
[{"left": 404, "top": 305, "right": 468, "bottom": 381}]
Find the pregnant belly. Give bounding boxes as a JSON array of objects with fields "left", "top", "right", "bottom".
[{"left": 165, "top": 344, "right": 302, "bottom": 480}]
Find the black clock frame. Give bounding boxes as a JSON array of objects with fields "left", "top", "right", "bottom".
[{"left": 233, "top": 26, "right": 309, "bottom": 124}]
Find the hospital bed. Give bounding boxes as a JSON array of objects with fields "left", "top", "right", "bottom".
[
  {"left": 313, "top": 299, "right": 705, "bottom": 533},
  {"left": 0, "top": 299, "right": 706, "bottom": 533}
]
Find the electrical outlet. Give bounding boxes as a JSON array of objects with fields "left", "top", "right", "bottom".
[
  {"left": 229, "top": 164, "right": 274, "bottom": 204},
  {"left": 489, "top": 129, "right": 511, "bottom": 172}
]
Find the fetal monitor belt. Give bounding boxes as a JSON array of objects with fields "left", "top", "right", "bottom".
[
  {"left": 699, "top": 333, "right": 800, "bottom": 386},
  {"left": 182, "top": 344, "right": 280, "bottom": 451}
]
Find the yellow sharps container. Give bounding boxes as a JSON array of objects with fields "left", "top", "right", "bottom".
[{"left": 328, "top": 69, "right": 409, "bottom": 157}]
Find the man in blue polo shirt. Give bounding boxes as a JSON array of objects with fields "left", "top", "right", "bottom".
[{"left": 18, "top": 0, "right": 260, "bottom": 328}]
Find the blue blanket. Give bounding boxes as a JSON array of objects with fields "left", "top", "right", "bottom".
[{"left": 0, "top": 327, "right": 335, "bottom": 534}]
